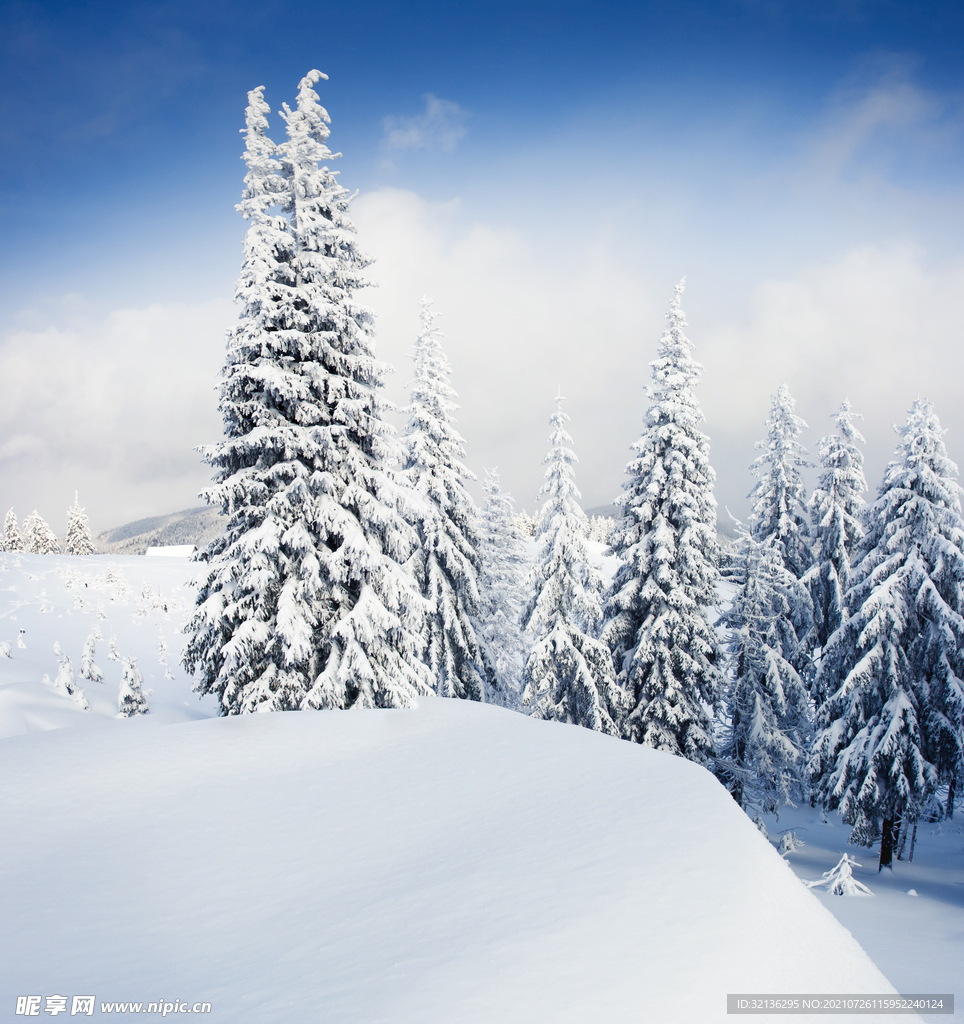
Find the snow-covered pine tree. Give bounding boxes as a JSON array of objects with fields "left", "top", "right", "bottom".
[
  {"left": 108, "top": 634, "right": 120, "bottom": 662},
  {"left": 34, "top": 515, "right": 60, "bottom": 555},
  {"left": 749, "top": 384, "right": 813, "bottom": 579},
  {"left": 513, "top": 510, "right": 536, "bottom": 537},
  {"left": 746, "top": 384, "right": 815, "bottom": 688},
  {"left": 717, "top": 520, "right": 812, "bottom": 813},
  {"left": 476, "top": 467, "right": 529, "bottom": 708},
  {"left": 402, "top": 299, "right": 487, "bottom": 701},
  {"left": 183, "top": 73, "right": 430, "bottom": 714},
  {"left": 118, "top": 657, "right": 150, "bottom": 717},
  {"left": 602, "top": 281, "right": 722, "bottom": 764},
  {"left": 80, "top": 628, "right": 104, "bottom": 683},
  {"left": 2, "top": 509, "right": 22, "bottom": 552},
  {"left": 20, "top": 510, "right": 41, "bottom": 553},
  {"left": 811, "top": 399, "right": 964, "bottom": 869},
  {"left": 804, "top": 400, "right": 867, "bottom": 662},
  {"left": 522, "top": 394, "right": 617, "bottom": 732},
  {"left": 65, "top": 492, "right": 94, "bottom": 555},
  {"left": 805, "top": 853, "right": 873, "bottom": 896},
  {"left": 53, "top": 654, "right": 89, "bottom": 710}
]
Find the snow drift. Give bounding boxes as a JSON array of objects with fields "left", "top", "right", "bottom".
[{"left": 1, "top": 696, "right": 906, "bottom": 1022}]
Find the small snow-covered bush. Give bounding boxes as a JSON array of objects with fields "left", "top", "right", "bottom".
[{"left": 805, "top": 854, "right": 873, "bottom": 896}]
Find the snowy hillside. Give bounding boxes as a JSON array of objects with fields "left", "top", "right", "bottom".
[
  {"left": 3, "top": 698, "right": 909, "bottom": 1023},
  {"left": 0, "top": 553, "right": 938, "bottom": 1022},
  {"left": 95, "top": 506, "right": 224, "bottom": 555}
]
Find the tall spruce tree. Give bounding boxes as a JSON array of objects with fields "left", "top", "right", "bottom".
[
  {"left": 747, "top": 384, "right": 815, "bottom": 684},
  {"left": 522, "top": 394, "right": 618, "bottom": 733},
  {"left": 65, "top": 492, "right": 94, "bottom": 556},
  {"left": 476, "top": 467, "right": 529, "bottom": 708},
  {"left": 749, "top": 384, "right": 813, "bottom": 579},
  {"left": 811, "top": 399, "right": 964, "bottom": 869},
  {"left": 804, "top": 400, "right": 867, "bottom": 666},
  {"left": 717, "top": 520, "right": 812, "bottom": 813},
  {"left": 184, "top": 72, "right": 431, "bottom": 714},
  {"left": 602, "top": 281, "right": 722, "bottom": 764},
  {"left": 403, "top": 298, "right": 487, "bottom": 701}
]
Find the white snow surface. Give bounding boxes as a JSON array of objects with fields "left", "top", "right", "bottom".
[
  {"left": 0, "top": 553, "right": 217, "bottom": 735},
  {"left": 0, "top": 553, "right": 927, "bottom": 1021}
]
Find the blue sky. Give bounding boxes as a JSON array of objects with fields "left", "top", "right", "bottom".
[{"left": 3, "top": 0, "right": 964, "bottom": 530}]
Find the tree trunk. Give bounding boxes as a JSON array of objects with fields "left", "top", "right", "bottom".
[
  {"left": 879, "top": 816, "right": 898, "bottom": 870},
  {"left": 908, "top": 823, "right": 918, "bottom": 862},
  {"left": 896, "top": 819, "right": 909, "bottom": 860},
  {"left": 947, "top": 778, "right": 957, "bottom": 821}
]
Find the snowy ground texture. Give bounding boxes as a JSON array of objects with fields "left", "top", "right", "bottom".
[{"left": 0, "top": 554, "right": 950, "bottom": 1021}]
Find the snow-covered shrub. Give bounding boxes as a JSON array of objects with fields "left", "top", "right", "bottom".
[{"left": 805, "top": 854, "right": 873, "bottom": 896}]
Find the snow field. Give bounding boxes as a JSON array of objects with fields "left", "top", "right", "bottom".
[
  {"left": 2, "top": 696, "right": 908, "bottom": 1023},
  {"left": 763, "top": 803, "right": 964, "bottom": 1019},
  {"left": 0, "top": 553, "right": 217, "bottom": 737}
]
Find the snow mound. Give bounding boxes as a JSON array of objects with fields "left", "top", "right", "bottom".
[{"left": 1, "top": 697, "right": 906, "bottom": 1022}]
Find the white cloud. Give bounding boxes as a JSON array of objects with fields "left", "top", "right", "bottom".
[
  {"left": 352, "top": 187, "right": 663, "bottom": 512},
  {"left": 0, "top": 297, "right": 232, "bottom": 532},
  {"left": 382, "top": 95, "right": 468, "bottom": 153},
  {"left": 354, "top": 189, "right": 964, "bottom": 523},
  {"left": 699, "top": 243, "right": 964, "bottom": 515},
  {"left": 793, "top": 64, "right": 964, "bottom": 190}
]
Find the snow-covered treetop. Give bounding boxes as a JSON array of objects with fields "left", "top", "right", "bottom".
[
  {"left": 857, "top": 398, "right": 963, "bottom": 581},
  {"left": 526, "top": 393, "right": 601, "bottom": 636},
  {"left": 278, "top": 70, "right": 372, "bottom": 300},
  {"left": 806, "top": 399, "right": 867, "bottom": 650},
  {"left": 647, "top": 277, "right": 706, "bottom": 420},
  {"left": 607, "top": 278, "right": 719, "bottom": 619},
  {"left": 236, "top": 85, "right": 284, "bottom": 222},
  {"left": 749, "top": 383, "right": 812, "bottom": 578},
  {"left": 881, "top": 397, "right": 961, "bottom": 512},
  {"left": 405, "top": 298, "right": 473, "bottom": 496},
  {"left": 810, "top": 399, "right": 867, "bottom": 555}
]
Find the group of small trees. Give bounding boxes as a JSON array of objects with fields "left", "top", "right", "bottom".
[
  {"left": 48, "top": 626, "right": 151, "bottom": 717},
  {"left": 184, "top": 72, "right": 964, "bottom": 872},
  {"left": 2, "top": 494, "right": 93, "bottom": 555}
]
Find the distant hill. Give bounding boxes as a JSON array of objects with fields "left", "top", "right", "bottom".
[
  {"left": 585, "top": 503, "right": 619, "bottom": 518},
  {"left": 95, "top": 506, "right": 224, "bottom": 556}
]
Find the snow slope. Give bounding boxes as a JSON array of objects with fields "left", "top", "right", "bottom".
[
  {"left": 2, "top": 696, "right": 909, "bottom": 1023},
  {"left": 762, "top": 803, "right": 964, "bottom": 1019},
  {"left": 0, "top": 553, "right": 217, "bottom": 736}
]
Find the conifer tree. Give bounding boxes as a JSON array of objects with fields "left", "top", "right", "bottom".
[
  {"left": 522, "top": 395, "right": 618, "bottom": 733},
  {"left": 2, "top": 509, "right": 22, "bottom": 552},
  {"left": 811, "top": 400, "right": 964, "bottom": 869},
  {"left": 20, "top": 510, "right": 40, "bottom": 553},
  {"left": 476, "top": 468, "right": 529, "bottom": 707},
  {"left": 746, "top": 385, "right": 815, "bottom": 687},
  {"left": 749, "top": 384, "right": 813, "bottom": 579},
  {"left": 402, "top": 299, "right": 487, "bottom": 701},
  {"left": 52, "top": 653, "right": 89, "bottom": 710},
  {"left": 65, "top": 492, "right": 94, "bottom": 556},
  {"left": 602, "top": 281, "right": 722, "bottom": 764},
  {"left": 34, "top": 515, "right": 60, "bottom": 555},
  {"left": 118, "top": 657, "right": 150, "bottom": 717},
  {"left": 804, "top": 400, "right": 867, "bottom": 660},
  {"left": 184, "top": 73, "right": 430, "bottom": 714},
  {"left": 717, "top": 521, "right": 812, "bottom": 813},
  {"left": 80, "top": 628, "right": 104, "bottom": 684}
]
